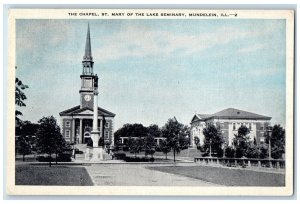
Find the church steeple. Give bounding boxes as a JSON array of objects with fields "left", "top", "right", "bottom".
[
  {"left": 85, "top": 23, "right": 92, "bottom": 58},
  {"left": 82, "top": 23, "right": 94, "bottom": 75}
]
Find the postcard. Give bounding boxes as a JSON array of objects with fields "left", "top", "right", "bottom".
[{"left": 7, "top": 9, "right": 294, "bottom": 196}]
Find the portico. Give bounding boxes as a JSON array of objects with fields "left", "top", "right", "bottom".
[{"left": 60, "top": 106, "right": 115, "bottom": 146}]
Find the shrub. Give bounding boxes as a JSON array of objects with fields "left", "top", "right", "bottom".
[
  {"left": 245, "top": 147, "right": 259, "bottom": 158},
  {"left": 75, "top": 149, "right": 83, "bottom": 154},
  {"left": 259, "top": 145, "right": 268, "bottom": 159},
  {"left": 58, "top": 153, "right": 72, "bottom": 162},
  {"left": 36, "top": 153, "right": 72, "bottom": 162},
  {"left": 113, "top": 153, "right": 126, "bottom": 160},
  {"left": 123, "top": 156, "right": 155, "bottom": 162},
  {"left": 235, "top": 147, "right": 244, "bottom": 158},
  {"left": 36, "top": 156, "right": 50, "bottom": 162},
  {"left": 225, "top": 146, "right": 235, "bottom": 158}
]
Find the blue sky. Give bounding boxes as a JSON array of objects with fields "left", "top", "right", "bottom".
[{"left": 16, "top": 19, "right": 286, "bottom": 129}]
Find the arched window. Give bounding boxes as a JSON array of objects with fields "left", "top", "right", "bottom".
[{"left": 84, "top": 132, "right": 90, "bottom": 138}]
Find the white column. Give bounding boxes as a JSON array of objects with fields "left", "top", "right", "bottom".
[
  {"left": 79, "top": 119, "right": 83, "bottom": 144},
  {"left": 99, "top": 118, "right": 103, "bottom": 137},
  {"left": 60, "top": 118, "right": 63, "bottom": 134},
  {"left": 72, "top": 119, "right": 75, "bottom": 143},
  {"left": 92, "top": 92, "right": 98, "bottom": 131},
  {"left": 90, "top": 89, "right": 101, "bottom": 148}
]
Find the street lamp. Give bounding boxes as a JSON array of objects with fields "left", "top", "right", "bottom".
[
  {"left": 209, "top": 138, "right": 212, "bottom": 157},
  {"left": 223, "top": 141, "right": 227, "bottom": 158},
  {"left": 267, "top": 126, "right": 272, "bottom": 160}
]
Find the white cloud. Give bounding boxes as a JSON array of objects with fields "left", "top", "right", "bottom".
[
  {"left": 93, "top": 25, "right": 266, "bottom": 63},
  {"left": 237, "top": 43, "right": 265, "bottom": 53},
  {"left": 17, "top": 20, "right": 75, "bottom": 54},
  {"left": 246, "top": 67, "right": 284, "bottom": 77}
]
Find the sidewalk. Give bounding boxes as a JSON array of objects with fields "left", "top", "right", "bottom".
[{"left": 84, "top": 163, "right": 221, "bottom": 186}]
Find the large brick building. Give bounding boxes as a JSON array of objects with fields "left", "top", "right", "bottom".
[
  {"left": 59, "top": 25, "right": 115, "bottom": 145},
  {"left": 190, "top": 108, "right": 271, "bottom": 147}
]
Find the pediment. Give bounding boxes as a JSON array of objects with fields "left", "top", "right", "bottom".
[
  {"left": 191, "top": 115, "right": 200, "bottom": 123},
  {"left": 78, "top": 109, "right": 94, "bottom": 115}
]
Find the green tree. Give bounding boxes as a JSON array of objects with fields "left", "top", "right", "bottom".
[
  {"left": 54, "top": 136, "right": 68, "bottom": 164},
  {"left": 16, "top": 135, "right": 32, "bottom": 161},
  {"left": 15, "top": 120, "right": 39, "bottom": 156},
  {"left": 159, "top": 140, "right": 171, "bottom": 159},
  {"left": 114, "top": 123, "right": 148, "bottom": 150},
  {"left": 16, "top": 120, "right": 39, "bottom": 136},
  {"left": 128, "top": 138, "right": 142, "bottom": 157},
  {"left": 162, "top": 117, "right": 189, "bottom": 163},
  {"left": 202, "top": 124, "right": 224, "bottom": 157},
  {"left": 266, "top": 124, "right": 285, "bottom": 159},
  {"left": 113, "top": 131, "right": 121, "bottom": 152},
  {"left": 35, "top": 116, "right": 65, "bottom": 167},
  {"left": 15, "top": 72, "right": 29, "bottom": 126},
  {"left": 178, "top": 125, "right": 190, "bottom": 150},
  {"left": 147, "top": 124, "right": 162, "bottom": 138},
  {"left": 144, "top": 134, "right": 156, "bottom": 158},
  {"left": 194, "top": 136, "right": 200, "bottom": 153},
  {"left": 233, "top": 125, "right": 251, "bottom": 158}
]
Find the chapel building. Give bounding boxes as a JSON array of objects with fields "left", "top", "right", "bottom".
[{"left": 59, "top": 25, "right": 115, "bottom": 145}]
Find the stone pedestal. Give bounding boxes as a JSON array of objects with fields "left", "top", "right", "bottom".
[
  {"left": 90, "top": 147, "right": 104, "bottom": 162},
  {"left": 91, "top": 130, "right": 100, "bottom": 147},
  {"left": 85, "top": 147, "right": 91, "bottom": 160},
  {"left": 89, "top": 130, "right": 106, "bottom": 161}
]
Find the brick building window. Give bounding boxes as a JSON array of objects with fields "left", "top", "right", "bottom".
[
  {"left": 105, "top": 122, "right": 109, "bottom": 128},
  {"left": 65, "top": 130, "right": 70, "bottom": 138},
  {"left": 65, "top": 121, "right": 71, "bottom": 127},
  {"left": 233, "top": 123, "right": 236, "bottom": 130}
]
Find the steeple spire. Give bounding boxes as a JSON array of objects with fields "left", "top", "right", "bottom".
[
  {"left": 82, "top": 23, "right": 94, "bottom": 75},
  {"left": 85, "top": 23, "right": 92, "bottom": 57}
]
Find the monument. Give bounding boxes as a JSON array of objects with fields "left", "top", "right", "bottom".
[{"left": 90, "top": 74, "right": 105, "bottom": 161}]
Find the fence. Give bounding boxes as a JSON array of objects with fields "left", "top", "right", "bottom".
[{"left": 194, "top": 157, "right": 285, "bottom": 169}]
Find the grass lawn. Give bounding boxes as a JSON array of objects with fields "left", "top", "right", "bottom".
[
  {"left": 16, "top": 165, "right": 93, "bottom": 186},
  {"left": 148, "top": 166, "right": 285, "bottom": 186}
]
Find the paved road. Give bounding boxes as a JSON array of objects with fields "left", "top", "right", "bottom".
[{"left": 85, "top": 163, "right": 220, "bottom": 186}]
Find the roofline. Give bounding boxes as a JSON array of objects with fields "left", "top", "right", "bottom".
[
  {"left": 204, "top": 116, "right": 272, "bottom": 120},
  {"left": 59, "top": 105, "right": 80, "bottom": 115},
  {"left": 59, "top": 105, "right": 116, "bottom": 117},
  {"left": 98, "top": 107, "right": 116, "bottom": 117}
]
